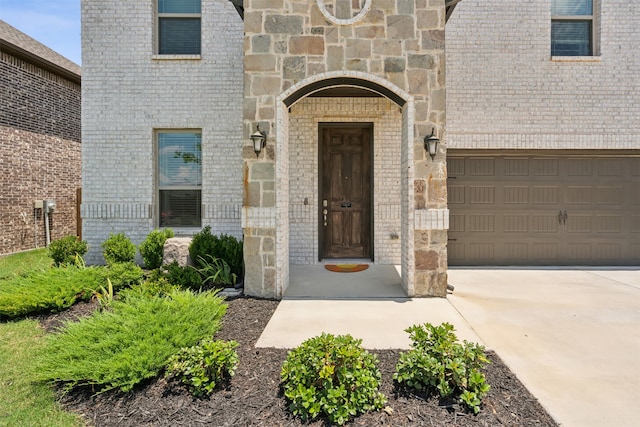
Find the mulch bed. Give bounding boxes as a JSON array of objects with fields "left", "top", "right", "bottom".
[{"left": 40, "top": 297, "right": 558, "bottom": 427}]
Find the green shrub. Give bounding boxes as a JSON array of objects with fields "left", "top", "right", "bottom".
[
  {"left": 167, "top": 339, "right": 239, "bottom": 397},
  {"left": 164, "top": 261, "right": 203, "bottom": 290},
  {"left": 0, "top": 267, "right": 103, "bottom": 318},
  {"left": 99, "top": 262, "right": 144, "bottom": 291},
  {"left": 37, "top": 289, "right": 228, "bottom": 393},
  {"left": 101, "top": 233, "right": 136, "bottom": 265},
  {"left": 120, "top": 276, "right": 181, "bottom": 300},
  {"left": 189, "top": 226, "right": 243, "bottom": 280},
  {"left": 393, "top": 322, "right": 491, "bottom": 414},
  {"left": 139, "top": 228, "right": 174, "bottom": 269},
  {"left": 194, "top": 255, "right": 236, "bottom": 286},
  {"left": 281, "top": 333, "right": 387, "bottom": 426},
  {"left": 48, "top": 236, "right": 88, "bottom": 267}
]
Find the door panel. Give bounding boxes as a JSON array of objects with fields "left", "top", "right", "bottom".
[
  {"left": 321, "top": 124, "right": 372, "bottom": 259},
  {"left": 448, "top": 154, "right": 640, "bottom": 266}
]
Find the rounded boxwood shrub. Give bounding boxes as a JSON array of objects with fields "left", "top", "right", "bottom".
[
  {"left": 139, "top": 228, "right": 174, "bottom": 269},
  {"left": 280, "top": 333, "right": 387, "bottom": 426},
  {"left": 48, "top": 235, "right": 88, "bottom": 266},
  {"left": 102, "top": 232, "right": 136, "bottom": 265}
]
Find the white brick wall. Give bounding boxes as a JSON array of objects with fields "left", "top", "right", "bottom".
[
  {"left": 81, "top": 0, "right": 244, "bottom": 263},
  {"left": 288, "top": 97, "right": 402, "bottom": 265},
  {"left": 446, "top": 0, "right": 640, "bottom": 150}
]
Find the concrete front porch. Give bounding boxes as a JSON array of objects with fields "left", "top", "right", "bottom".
[{"left": 284, "top": 264, "right": 406, "bottom": 299}]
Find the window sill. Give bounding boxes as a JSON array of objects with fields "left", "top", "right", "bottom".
[
  {"left": 551, "top": 56, "right": 601, "bottom": 63},
  {"left": 152, "top": 54, "right": 202, "bottom": 61}
]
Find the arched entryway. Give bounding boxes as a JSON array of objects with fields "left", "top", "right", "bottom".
[{"left": 273, "top": 71, "right": 416, "bottom": 297}]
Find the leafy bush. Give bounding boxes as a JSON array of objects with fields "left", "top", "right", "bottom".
[
  {"left": 0, "top": 267, "right": 103, "bottom": 318},
  {"left": 195, "top": 255, "right": 236, "bottom": 286},
  {"left": 101, "top": 233, "right": 136, "bottom": 265},
  {"left": 167, "top": 339, "right": 239, "bottom": 397},
  {"left": 48, "top": 236, "right": 88, "bottom": 267},
  {"left": 139, "top": 228, "right": 174, "bottom": 269},
  {"left": 164, "top": 261, "right": 203, "bottom": 290},
  {"left": 189, "top": 227, "right": 243, "bottom": 280},
  {"left": 280, "top": 333, "right": 387, "bottom": 426},
  {"left": 393, "top": 322, "right": 491, "bottom": 414},
  {"left": 37, "top": 289, "right": 228, "bottom": 393},
  {"left": 99, "top": 262, "right": 144, "bottom": 291}
]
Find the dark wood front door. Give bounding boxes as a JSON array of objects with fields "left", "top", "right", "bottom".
[{"left": 320, "top": 124, "right": 372, "bottom": 259}]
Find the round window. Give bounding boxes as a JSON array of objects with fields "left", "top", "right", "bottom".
[{"left": 317, "top": 0, "right": 372, "bottom": 25}]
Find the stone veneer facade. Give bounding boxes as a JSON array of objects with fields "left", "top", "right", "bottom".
[{"left": 242, "top": 0, "right": 449, "bottom": 298}]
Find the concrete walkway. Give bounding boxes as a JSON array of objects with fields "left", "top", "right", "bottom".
[{"left": 256, "top": 267, "right": 640, "bottom": 427}]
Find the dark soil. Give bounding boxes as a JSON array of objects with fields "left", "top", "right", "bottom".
[{"left": 41, "top": 297, "right": 558, "bottom": 427}]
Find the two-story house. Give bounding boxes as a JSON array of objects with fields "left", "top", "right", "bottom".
[{"left": 81, "top": 0, "right": 639, "bottom": 299}]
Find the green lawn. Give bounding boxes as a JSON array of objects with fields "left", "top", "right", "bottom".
[
  {"left": 0, "top": 248, "right": 51, "bottom": 279},
  {"left": 0, "top": 250, "right": 81, "bottom": 426},
  {"left": 0, "top": 319, "right": 82, "bottom": 426}
]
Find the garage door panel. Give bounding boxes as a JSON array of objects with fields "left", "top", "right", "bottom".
[
  {"left": 531, "top": 215, "right": 559, "bottom": 233},
  {"left": 448, "top": 154, "right": 640, "bottom": 266},
  {"left": 503, "top": 215, "right": 529, "bottom": 232},
  {"left": 566, "top": 186, "right": 592, "bottom": 204},
  {"left": 595, "top": 186, "right": 623, "bottom": 204},
  {"left": 504, "top": 158, "right": 529, "bottom": 176},
  {"left": 468, "top": 186, "right": 495, "bottom": 204},
  {"left": 468, "top": 158, "right": 495, "bottom": 176},
  {"left": 567, "top": 158, "right": 593, "bottom": 176},
  {"left": 448, "top": 186, "right": 465, "bottom": 204},
  {"left": 504, "top": 187, "right": 529, "bottom": 204},
  {"left": 598, "top": 159, "right": 624, "bottom": 176},
  {"left": 448, "top": 158, "right": 465, "bottom": 176},
  {"left": 532, "top": 187, "right": 559, "bottom": 204},
  {"left": 468, "top": 214, "right": 494, "bottom": 232},
  {"left": 596, "top": 215, "right": 622, "bottom": 233},
  {"left": 449, "top": 214, "right": 465, "bottom": 232},
  {"left": 532, "top": 158, "right": 559, "bottom": 176},
  {"left": 567, "top": 215, "right": 592, "bottom": 233}
]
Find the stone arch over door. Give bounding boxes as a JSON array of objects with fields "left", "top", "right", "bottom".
[{"left": 274, "top": 71, "right": 416, "bottom": 297}]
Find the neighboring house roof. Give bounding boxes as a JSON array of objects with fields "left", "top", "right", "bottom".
[
  {"left": 0, "top": 20, "right": 81, "bottom": 84},
  {"left": 228, "top": 0, "right": 462, "bottom": 22}
]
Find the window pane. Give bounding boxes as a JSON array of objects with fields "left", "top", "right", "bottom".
[
  {"left": 158, "top": 132, "right": 202, "bottom": 187},
  {"left": 160, "top": 190, "right": 201, "bottom": 227},
  {"left": 159, "top": 0, "right": 201, "bottom": 14},
  {"left": 552, "top": 0, "right": 592, "bottom": 16},
  {"left": 159, "top": 18, "right": 201, "bottom": 55},
  {"left": 551, "top": 20, "right": 592, "bottom": 56}
]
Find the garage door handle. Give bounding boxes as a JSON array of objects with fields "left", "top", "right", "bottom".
[{"left": 558, "top": 210, "right": 568, "bottom": 225}]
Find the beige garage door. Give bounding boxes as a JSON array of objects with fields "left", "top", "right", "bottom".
[{"left": 447, "top": 153, "right": 640, "bottom": 266}]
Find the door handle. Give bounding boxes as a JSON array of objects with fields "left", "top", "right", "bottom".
[
  {"left": 323, "top": 209, "right": 328, "bottom": 227},
  {"left": 558, "top": 210, "right": 568, "bottom": 225}
]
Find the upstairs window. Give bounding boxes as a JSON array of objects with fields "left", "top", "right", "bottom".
[
  {"left": 158, "top": 131, "right": 202, "bottom": 228},
  {"left": 158, "top": 0, "right": 201, "bottom": 55},
  {"left": 551, "top": 0, "right": 595, "bottom": 56}
]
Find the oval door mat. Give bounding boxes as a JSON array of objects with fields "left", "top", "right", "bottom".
[{"left": 324, "top": 264, "right": 369, "bottom": 273}]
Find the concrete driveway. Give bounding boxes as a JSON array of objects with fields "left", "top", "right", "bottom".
[{"left": 447, "top": 268, "right": 640, "bottom": 427}]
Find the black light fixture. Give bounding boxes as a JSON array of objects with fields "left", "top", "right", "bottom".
[
  {"left": 250, "top": 125, "right": 266, "bottom": 157},
  {"left": 424, "top": 128, "right": 440, "bottom": 160}
]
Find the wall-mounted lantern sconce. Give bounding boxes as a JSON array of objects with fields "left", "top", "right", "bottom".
[
  {"left": 424, "top": 128, "right": 440, "bottom": 160},
  {"left": 250, "top": 125, "right": 266, "bottom": 157}
]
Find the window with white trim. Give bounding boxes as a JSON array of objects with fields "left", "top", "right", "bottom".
[
  {"left": 551, "top": 0, "right": 596, "bottom": 56},
  {"left": 157, "top": 0, "right": 201, "bottom": 55},
  {"left": 157, "top": 131, "right": 202, "bottom": 227}
]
